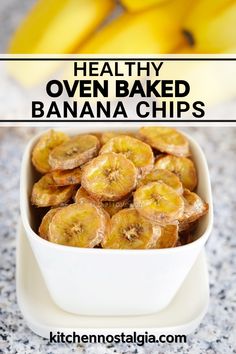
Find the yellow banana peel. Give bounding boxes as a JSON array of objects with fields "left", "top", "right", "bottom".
[
  {"left": 80, "top": 0, "right": 192, "bottom": 54},
  {"left": 183, "top": 0, "right": 236, "bottom": 53},
  {"left": 9, "top": 0, "right": 115, "bottom": 54},
  {"left": 120, "top": 0, "right": 170, "bottom": 12},
  {"left": 7, "top": 0, "right": 115, "bottom": 86}
]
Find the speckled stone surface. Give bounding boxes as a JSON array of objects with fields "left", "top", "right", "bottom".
[{"left": 0, "top": 127, "right": 236, "bottom": 354}]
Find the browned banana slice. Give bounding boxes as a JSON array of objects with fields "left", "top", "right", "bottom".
[
  {"left": 100, "top": 131, "right": 134, "bottom": 145},
  {"left": 102, "top": 197, "right": 131, "bottom": 217},
  {"left": 74, "top": 186, "right": 94, "bottom": 203},
  {"left": 49, "top": 134, "right": 100, "bottom": 170},
  {"left": 138, "top": 168, "right": 183, "bottom": 194},
  {"left": 155, "top": 155, "right": 197, "bottom": 191},
  {"left": 32, "top": 130, "right": 69, "bottom": 173},
  {"left": 38, "top": 207, "right": 63, "bottom": 240},
  {"left": 81, "top": 153, "right": 137, "bottom": 201},
  {"left": 156, "top": 224, "right": 179, "bottom": 249},
  {"left": 139, "top": 126, "right": 190, "bottom": 157},
  {"left": 48, "top": 202, "right": 109, "bottom": 248},
  {"left": 31, "top": 173, "right": 75, "bottom": 207},
  {"left": 134, "top": 181, "right": 184, "bottom": 224},
  {"left": 179, "top": 189, "right": 208, "bottom": 231},
  {"left": 51, "top": 167, "right": 82, "bottom": 186},
  {"left": 100, "top": 135, "right": 154, "bottom": 176},
  {"left": 74, "top": 187, "right": 130, "bottom": 216},
  {"left": 102, "top": 208, "right": 161, "bottom": 249},
  {"left": 179, "top": 229, "right": 196, "bottom": 245}
]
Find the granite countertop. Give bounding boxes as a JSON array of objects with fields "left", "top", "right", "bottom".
[{"left": 0, "top": 127, "right": 235, "bottom": 354}]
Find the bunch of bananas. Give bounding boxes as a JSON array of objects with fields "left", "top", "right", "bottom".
[
  {"left": 31, "top": 127, "right": 208, "bottom": 249},
  {"left": 9, "top": 0, "right": 236, "bottom": 54}
]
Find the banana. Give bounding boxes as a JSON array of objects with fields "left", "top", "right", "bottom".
[
  {"left": 155, "top": 155, "right": 197, "bottom": 191},
  {"left": 49, "top": 134, "right": 100, "bottom": 170},
  {"left": 100, "top": 131, "right": 134, "bottom": 145},
  {"left": 134, "top": 181, "right": 184, "bottom": 224},
  {"left": 179, "top": 189, "right": 208, "bottom": 231},
  {"left": 32, "top": 130, "right": 69, "bottom": 174},
  {"left": 138, "top": 168, "right": 183, "bottom": 194},
  {"left": 139, "top": 127, "right": 189, "bottom": 157},
  {"left": 9, "top": 0, "right": 115, "bottom": 54},
  {"left": 156, "top": 224, "right": 179, "bottom": 249},
  {"left": 80, "top": 0, "right": 191, "bottom": 54},
  {"left": 31, "top": 173, "right": 75, "bottom": 207},
  {"left": 39, "top": 207, "right": 63, "bottom": 240},
  {"left": 102, "top": 208, "right": 161, "bottom": 249},
  {"left": 48, "top": 201, "right": 110, "bottom": 248},
  {"left": 51, "top": 167, "right": 82, "bottom": 186},
  {"left": 120, "top": 0, "right": 170, "bottom": 12},
  {"left": 81, "top": 152, "right": 137, "bottom": 201},
  {"left": 100, "top": 135, "right": 154, "bottom": 176},
  {"left": 183, "top": 0, "right": 236, "bottom": 53},
  {"left": 8, "top": 0, "right": 114, "bottom": 86}
]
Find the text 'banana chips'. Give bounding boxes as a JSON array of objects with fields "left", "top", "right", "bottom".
[{"left": 31, "top": 127, "right": 208, "bottom": 249}]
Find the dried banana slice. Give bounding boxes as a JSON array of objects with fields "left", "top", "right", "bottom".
[
  {"left": 155, "top": 155, "right": 197, "bottom": 191},
  {"left": 81, "top": 153, "right": 137, "bottom": 201},
  {"left": 100, "top": 131, "right": 134, "bottom": 145},
  {"left": 139, "top": 126, "right": 190, "bottom": 157},
  {"left": 48, "top": 202, "right": 109, "bottom": 248},
  {"left": 102, "top": 208, "right": 161, "bottom": 249},
  {"left": 179, "top": 229, "right": 196, "bottom": 245},
  {"left": 32, "top": 130, "right": 69, "bottom": 174},
  {"left": 38, "top": 207, "right": 62, "bottom": 240},
  {"left": 156, "top": 224, "right": 179, "bottom": 249},
  {"left": 100, "top": 135, "right": 154, "bottom": 176},
  {"left": 74, "top": 187, "right": 130, "bottom": 216},
  {"left": 138, "top": 168, "right": 183, "bottom": 194},
  {"left": 49, "top": 134, "right": 100, "bottom": 170},
  {"left": 74, "top": 186, "right": 94, "bottom": 203},
  {"left": 51, "top": 167, "right": 82, "bottom": 186},
  {"left": 179, "top": 189, "right": 208, "bottom": 231},
  {"left": 134, "top": 181, "right": 184, "bottom": 224},
  {"left": 31, "top": 173, "right": 75, "bottom": 207},
  {"left": 102, "top": 197, "right": 131, "bottom": 217}
]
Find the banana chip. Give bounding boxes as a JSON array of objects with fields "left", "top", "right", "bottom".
[
  {"left": 31, "top": 173, "right": 75, "bottom": 207},
  {"left": 81, "top": 153, "right": 137, "bottom": 201},
  {"left": 32, "top": 130, "right": 69, "bottom": 174},
  {"left": 134, "top": 181, "right": 184, "bottom": 224},
  {"left": 74, "top": 186, "right": 94, "bottom": 203},
  {"left": 75, "top": 186, "right": 131, "bottom": 216},
  {"left": 39, "top": 207, "right": 63, "bottom": 240},
  {"left": 100, "top": 135, "right": 154, "bottom": 176},
  {"left": 156, "top": 224, "right": 179, "bottom": 249},
  {"left": 138, "top": 168, "right": 183, "bottom": 194},
  {"left": 51, "top": 167, "right": 82, "bottom": 186},
  {"left": 48, "top": 202, "right": 110, "bottom": 248},
  {"left": 155, "top": 155, "right": 197, "bottom": 191},
  {"left": 100, "top": 131, "right": 135, "bottom": 145},
  {"left": 102, "top": 197, "right": 131, "bottom": 217},
  {"left": 49, "top": 134, "right": 100, "bottom": 170},
  {"left": 102, "top": 208, "right": 161, "bottom": 249},
  {"left": 139, "top": 127, "right": 190, "bottom": 157},
  {"left": 179, "top": 189, "right": 208, "bottom": 231}
]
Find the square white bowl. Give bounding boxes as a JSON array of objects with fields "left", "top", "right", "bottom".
[
  {"left": 16, "top": 224, "right": 209, "bottom": 338},
  {"left": 20, "top": 124, "right": 213, "bottom": 316}
]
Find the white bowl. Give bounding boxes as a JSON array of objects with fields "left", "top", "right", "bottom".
[{"left": 20, "top": 125, "right": 213, "bottom": 316}]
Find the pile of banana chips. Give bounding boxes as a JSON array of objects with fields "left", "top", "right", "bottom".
[{"left": 31, "top": 127, "right": 208, "bottom": 249}]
